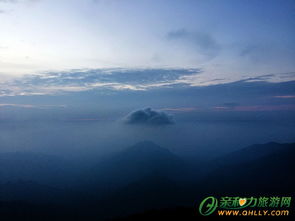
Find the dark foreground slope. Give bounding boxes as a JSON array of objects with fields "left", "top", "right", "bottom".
[{"left": 0, "top": 141, "right": 294, "bottom": 220}]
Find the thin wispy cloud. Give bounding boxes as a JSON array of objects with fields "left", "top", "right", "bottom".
[
  {"left": 160, "top": 107, "right": 200, "bottom": 113},
  {"left": 0, "top": 68, "right": 200, "bottom": 96},
  {"left": 213, "top": 105, "right": 295, "bottom": 112},
  {"left": 273, "top": 95, "right": 295, "bottom": 99},
  {"left": 0, "top": 0, "right": 39, "bottom": 3},
  {"left": 0, "top": 68, "right": 294, "bottom": 96},
  {"left": 0, "top": 0, "right": 17, "bottom": 3},
  {"left": 0, "top": 103, "right": 66, "bottom": 109}
]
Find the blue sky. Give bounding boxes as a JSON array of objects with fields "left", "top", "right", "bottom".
[
  {"left": 0, "top": 0, "right": 294, "bottom": 117},
  {"left": 0, "top": 0, "right": 295, "bottom": 86}
]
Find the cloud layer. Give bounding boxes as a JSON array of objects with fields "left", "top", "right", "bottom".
[
  {"left": 1, "top": 68, "right": 294, "bottom": 97},
  {"left": 124, "top": 108, "right": 174, "bottom": 126},
  {"left": 0, "top": 68, "right": 200, "bottom": 96}
]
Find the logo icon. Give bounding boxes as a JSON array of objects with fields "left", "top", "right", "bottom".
[
  {"left": 239, "top": 198, "right": 247, "bottom": 206},
  {"left": 198, "top": 196, "right": 218, "bottom": 216}
]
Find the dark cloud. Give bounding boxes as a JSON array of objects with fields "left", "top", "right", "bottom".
[
  {"left": 167, "top": 29, "right": 189, "bottom": 39},
  {"left": 124, "top": 108, "right": 174, "bottom": 126},
  {"left": 166, "top": 28, "right": 220, "bottom": 57}
]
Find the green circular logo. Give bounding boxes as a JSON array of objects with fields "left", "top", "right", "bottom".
[{"left": 199, "top": 196, "right": 218, "bottom": 216}]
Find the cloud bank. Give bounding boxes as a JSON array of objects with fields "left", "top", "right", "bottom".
[
  {"left": 0, "top": 68, "right": 294, "bottom": 97},
  {"left": 0, "top": 68, "right": 199, "bottom": 96},
  {"left": 124, "top": 108, "right": 174, "bottom": 126}
]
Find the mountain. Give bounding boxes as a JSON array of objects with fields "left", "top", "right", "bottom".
[
  {"left": 80, "top": 141, "right": 186, "bottom": 195},
  {"left": 0, "top": 141, "right": 294, "bottom": 221},
  {"left": 200, "top": 142, "right": 295, "bottom": 195},
  {"left": 215, "top": 142, "right": 294, "bottom": 165},
  {"left": 0, "top": 152, "right": 74, "bottom": 187},
  {"left": 0, "top": 181, "right": 67, "bottom": 203}
]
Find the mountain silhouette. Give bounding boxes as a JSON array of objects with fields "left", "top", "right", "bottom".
[
  {"left": 0, "top": 180, "right": 67, "bottom": 203},
  {"left": 1, "top": 141, "right": 294, "bottom": 220},
  {"left": 80, "top": 141, "right": 186, "bottom": 195},
  {"left": 200, "top": 142, "right": 295, "bottom": 195},
  {"left": 215, "top": 142, "right": 294, "bottom": 165},
  {"left": 0, "top": 152, "right": 75, "bottom": 187}
]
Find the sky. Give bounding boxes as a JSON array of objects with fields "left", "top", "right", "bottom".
[
  {"left": 0, "top": 0, "right": 295, "bottom": 156},
  {"left": 0, "top": 0, "right": 295, "bottom": 83}
]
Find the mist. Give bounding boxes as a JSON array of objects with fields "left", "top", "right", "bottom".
[{"left": 1, "top": 106, "right": 294, "bottom": 159}]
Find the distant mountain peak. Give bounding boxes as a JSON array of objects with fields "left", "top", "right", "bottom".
[
  {"left": 83, "top": 141, "right": 184, "bottom": 191},
  {"left": 217, "top": 142, "right": 294, "bottom": 166},
  {"left": 126, "top": 141, "right": 171, "bottom": 155}
]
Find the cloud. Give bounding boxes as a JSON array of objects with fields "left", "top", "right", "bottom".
[
  {"left": 213, "top": 102, "right": 240, "bottom": 111},
  {"left": 0, "top": 103, "right": 66, "bottom": 109},
  {"left": 214, "top": 104, "right": 295, "bottom": 112},
  {"left": 0, "top": 68, "right": 200, "bottom": 96},
  {"left": 0, "top": 0, "right": 17, "bottom": 2},
  {"left": 160, "top": 107, "right": 200, "bottom": 112},
  {"left": 240, "top": 45, "right": 262, "bottom": 57},
  {"left": 273, "top": 95, "right": 295, "bottom": 99},
  {"left": 124, "top": 108, "right": 174, "bottom": 126},
  {"left": 0, "top": 0, "right": 39, "bottom": 3},
  {"left": 166, "top": 28, "right": 220, "bottom": 58},
  {"left": 0, "top": 68, "right": 294, "bottom": 97}
]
